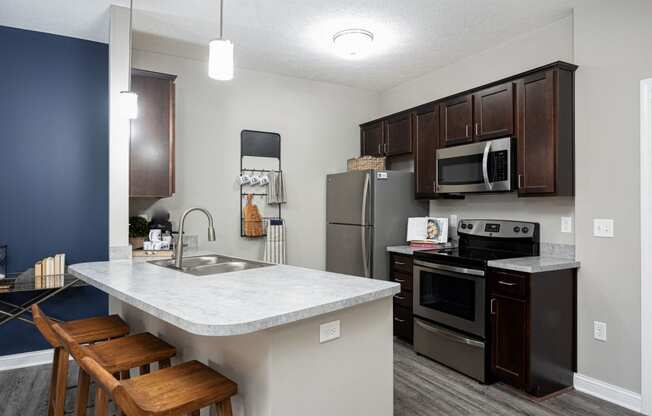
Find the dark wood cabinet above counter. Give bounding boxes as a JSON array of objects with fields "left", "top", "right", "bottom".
[
  {"left": 130, "top": 69, "right": 177, "bottom": 198},
  {"left": 358, "top": 61, "right": 577, "bottom": 198}
]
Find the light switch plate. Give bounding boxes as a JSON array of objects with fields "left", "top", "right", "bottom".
[
  {"left": 320, "top": 320, "right": 341, "bottom": 343},
  {"left": 593, "top": 219, "right": 614, "bottom": 238},
  {"left": 561, "top": 216, "right": 573, "bottom": 233},
  {"left": 593, "top": 321, "right": 607, "bottom": 342}
]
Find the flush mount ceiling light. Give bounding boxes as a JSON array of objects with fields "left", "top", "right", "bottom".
[
  {"left": 332, "top": 29, "right": 374, "bottom": 58},
  {"left": 120, "top": 0, "right": 138, "bottom": 119},
  {"left": 208, "top": 0, "right": 234, "bottom": 80}
]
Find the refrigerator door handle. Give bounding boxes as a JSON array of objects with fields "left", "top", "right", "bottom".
[{"left": 361, "top": 173, "right": 371, "bottom": 277}]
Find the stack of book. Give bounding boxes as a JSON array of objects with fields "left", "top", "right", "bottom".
[
  {"left": 409, "top": 240, "right": 448, "bottom": 250},
  {"left": 35, "top": 253, "right": 66, "bottom": 277}
]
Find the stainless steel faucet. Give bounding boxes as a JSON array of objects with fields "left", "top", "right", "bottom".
[{"left": 174, "top": 207, "right": 216, "bottom": 269}]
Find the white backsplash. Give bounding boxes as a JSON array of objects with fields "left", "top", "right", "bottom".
[{"left": 430, "top": 193, "right": 575, "bottom": 245}]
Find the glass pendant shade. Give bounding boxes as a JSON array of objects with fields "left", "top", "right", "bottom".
[
  {"left": 208, "top": 39, "right": 234, "bottom": 80},
  {"left": 120, "top": 91, "right": 138, "bottom": 119}
]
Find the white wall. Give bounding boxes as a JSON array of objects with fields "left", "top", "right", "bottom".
[
  {"left": 108, "top": 6, "right": 131, "bottom": 256},
  {"left": 130, "top": 36, "right": 380, "bottom": 269},
  {"left": 573, "top": 0, "right": 652, "bottom": 394},
  {"left": 379, "top": 15, "right": 575, "bottom": 245}
]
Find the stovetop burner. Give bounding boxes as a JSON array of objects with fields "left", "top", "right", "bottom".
[{"left": 414, "top": 219, "right": 540, "bottom": 268}]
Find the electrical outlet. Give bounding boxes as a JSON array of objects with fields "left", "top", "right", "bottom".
[
  {"left": 593, "top": 219, "right": 614, "bottom": 238},
  {"left": 561, "top": 216, "right": 573, "bottom": 233},
  {"left": 320, "top": 320, "right": 341, "bottom": 343},
  {"left": 593, "top": 321, "right": 607, "bottom": 342}
]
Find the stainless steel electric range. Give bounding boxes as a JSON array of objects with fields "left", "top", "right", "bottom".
[{"left": 412, "top": 219, "right": 540, "bottom": 382}]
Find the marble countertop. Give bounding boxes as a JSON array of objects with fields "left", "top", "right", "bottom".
[
  {"left": 487, "top": 256, "right": 580, "bottom": 273},
  {"left": 69, "top": 254, "right": 400, "bottom": 337},
  {"left": 386, "top": 246, "right": 418, "bottom": 255}
]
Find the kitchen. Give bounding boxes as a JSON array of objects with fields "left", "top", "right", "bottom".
[{"left": 0, "top": 1, "right": 651, "bottom": 416}]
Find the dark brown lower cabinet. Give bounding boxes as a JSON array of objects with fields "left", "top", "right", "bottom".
[
  {"left": 390, "top": 253, "right": 414, "bottom": 343},
  {"left": 489, "top": 268, "right": 576, "bottom": 397}
]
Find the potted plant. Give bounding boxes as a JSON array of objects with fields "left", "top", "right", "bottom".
[{"left": 129, "top": 216, "right": 149, "bottom": 249}]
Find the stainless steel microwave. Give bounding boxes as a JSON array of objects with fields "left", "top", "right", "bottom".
[{"left": 435, "top": 137, "right": 515, "bottom": 194}]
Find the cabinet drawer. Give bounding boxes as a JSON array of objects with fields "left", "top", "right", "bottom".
[
  {"left": 391, "top": 271, "right": 413, "bottom": 292},
  {"left": 490, "top": 270, "right": 529, "bottom": 300},
  {"left": 390, "top": 254, "right": 413, "bottom": 274},
  {"left": 394, "top": 304, "right": 413, "bottom": 342},
  {"left": 393, "top": 289, "right": 412, "bottom": 309}
]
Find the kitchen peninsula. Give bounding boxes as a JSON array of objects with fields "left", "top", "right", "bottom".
[{"left": 69, "top": 255, "right": 399, "bottom": 416}]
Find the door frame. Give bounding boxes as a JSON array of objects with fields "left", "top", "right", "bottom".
[{"left": 641, "top": 78, "right": 652, "bottom": 415}]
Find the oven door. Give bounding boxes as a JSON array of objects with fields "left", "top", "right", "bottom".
[
  {"left": 436, "top": 137, "right": 512, "bottom": 193},
  {"left": 413, "top": 261, "right": 486, "bottom": 338}
]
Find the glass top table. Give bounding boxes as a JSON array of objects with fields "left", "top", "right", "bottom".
[{"left": 0, "top": 270, "right": 85, "bottom": 326}]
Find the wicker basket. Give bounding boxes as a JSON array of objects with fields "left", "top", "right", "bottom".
[{"left": 347, "top": 156, "right": 386, "bottom": 171}]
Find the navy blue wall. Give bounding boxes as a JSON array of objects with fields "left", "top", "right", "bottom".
[{"left": 0, "top": 26, "right": 109, "bottom": 355}]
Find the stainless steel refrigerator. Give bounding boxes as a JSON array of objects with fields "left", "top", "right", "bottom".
[{"left": 326, "top": 170, "right": 428, "bottom": 280}]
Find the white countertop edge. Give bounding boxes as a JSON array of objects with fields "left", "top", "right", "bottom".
[
  {"left": 487, "top": 257, "right": 581, "bottom": 273},
  {"left": 69, "top": 267, "right": 400, "bottom": 337}
]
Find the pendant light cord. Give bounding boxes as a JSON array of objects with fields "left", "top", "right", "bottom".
[
  {"left": 219, "top": 0, "right": 224, "bottom": 39},
  {"left": 128, "top": 0, "right": 134, "bottom": 91}
]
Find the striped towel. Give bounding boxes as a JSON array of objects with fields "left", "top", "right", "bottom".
[{"left": 264, "top": 219, "right": 286, "bottom": 264}]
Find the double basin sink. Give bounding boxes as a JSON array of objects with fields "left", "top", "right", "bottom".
[{"left": 149, "top": 255, "right": 272, "bottom": 276}]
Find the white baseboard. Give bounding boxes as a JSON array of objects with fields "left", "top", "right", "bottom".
[
  {"left": 0, "top": 349, "right": 55, "bottom": 371},
  {"left": 574, "top": 373, "right": 642, "bottom": 413}
]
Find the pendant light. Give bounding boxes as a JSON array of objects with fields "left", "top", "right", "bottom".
[
  {"left": 208, "top": 0, "right": 234, "bottom": 80},
  {"left": 120, "top": 0, "right": 138, "bottom": 119}
]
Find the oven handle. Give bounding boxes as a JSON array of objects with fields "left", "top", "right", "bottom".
[
  {"left": 482, "top": 141, "right": 493, "bottom": 190},
  {"left": 415, "top": 319, "right": 484, "bottom": 348},
  {"left": 414, "top": 260, "right": 485, "bottom": 277}
]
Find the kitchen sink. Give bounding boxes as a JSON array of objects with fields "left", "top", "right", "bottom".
[{"left": 149, "top": 255, "right": 273, "bottom": 276}]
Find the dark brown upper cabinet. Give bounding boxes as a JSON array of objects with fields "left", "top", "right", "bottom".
[
  {"left": 384, "top": 112, "right": 412, "bottom": 156},
  {"left": 440, "top": 94, "right": 473, "bottom": 147},
  {"left": 413, "top": 105, "right": 439, "bottom": 198},
  {"left": 359, "top": 61, "right": 576, "bottom": 199},
  {"left": 360, "top": 120, "right": 384, "bottom": 157},
  {"left": 473, "top": 82, "right": 515, "bottom": 141},
  {"left": 517, "top": 67, "right": 575, "bottom": 196},
  {"left": 130, "top": 69, "right": 177, "bottom": 198}
]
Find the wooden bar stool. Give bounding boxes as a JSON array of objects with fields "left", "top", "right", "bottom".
[
  {"left": 52, "top": 322, "right": 238, "bottom": 416},
  {"left": 31, "top": 304, "right": 130, "bottom": 416},
  {"left": 33, "top": 305, "right": 177, "bottom": 416}
]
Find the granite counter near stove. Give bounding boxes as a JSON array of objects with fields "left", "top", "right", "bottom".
[{"left": 487, "top": 256, "right": 580, "bottom": 273}]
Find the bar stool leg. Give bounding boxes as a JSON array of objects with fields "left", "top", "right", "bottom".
[
  {"left": 75, "top": 369, "right": 90, "bottom": 416},
  {"left": 95, "top": 387, "right": 109, "bottom": 416},
  {"left": 53, "top": 349, "right": 69, "bottom": 416},
  {"left": 215, "top": 398, "right": 233, "bottom": 416},
  {"left": 47, "top": 348, "right": 61, "bottom": 416}
]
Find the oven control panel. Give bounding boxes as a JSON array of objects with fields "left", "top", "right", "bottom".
[{"left": 458, "top": 219, "right": 538, "bottom": 238}]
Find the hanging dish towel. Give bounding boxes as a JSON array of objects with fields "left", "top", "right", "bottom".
[
  {"left": 267, "top": 172, "right": 287, "bottom": 205},
  {"left": 264, "top": 219, "right": 286, "bottom": 264}
]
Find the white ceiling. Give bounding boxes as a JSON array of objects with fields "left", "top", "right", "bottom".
[{"left": 0, "top": 0, "right": 575, "bottom": 91}]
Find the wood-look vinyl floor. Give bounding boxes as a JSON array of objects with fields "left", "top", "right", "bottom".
[
  {"left": 394, "top": 340, "right": 641, "bottom": 416},
  {"left": 0, "top": 341, "right": 641, "bottom": 416}
]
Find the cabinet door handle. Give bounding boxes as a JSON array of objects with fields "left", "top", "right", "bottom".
[
  {"left": 475, "top": 122, "right": 479, "bottom": 136},
  {"left": 465, "top": 124, "right": 469, "bottom": 137},
  {"left": 490, "top": 298, "right": 496, "bottom": 315},
  {"left": 498, "top": 280, "right": 517, "bottom": 287},
  {"left": 378, "top": 143, "right": 382, "bottom": 155},
  {"left": 518, "top": 174, "right": 522, "bottom": 189},
  {"left": 394, "top": 317, "right": 406, "bottom": 323},
  {"left": 394, "top": 261, "right": 406, "bottom": 265},
  {"left": 394, "top": 295, "right": 406, "bottom": 300},
  {"left": 394, "top": 278, "right": 406, "bottom": 283}
]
